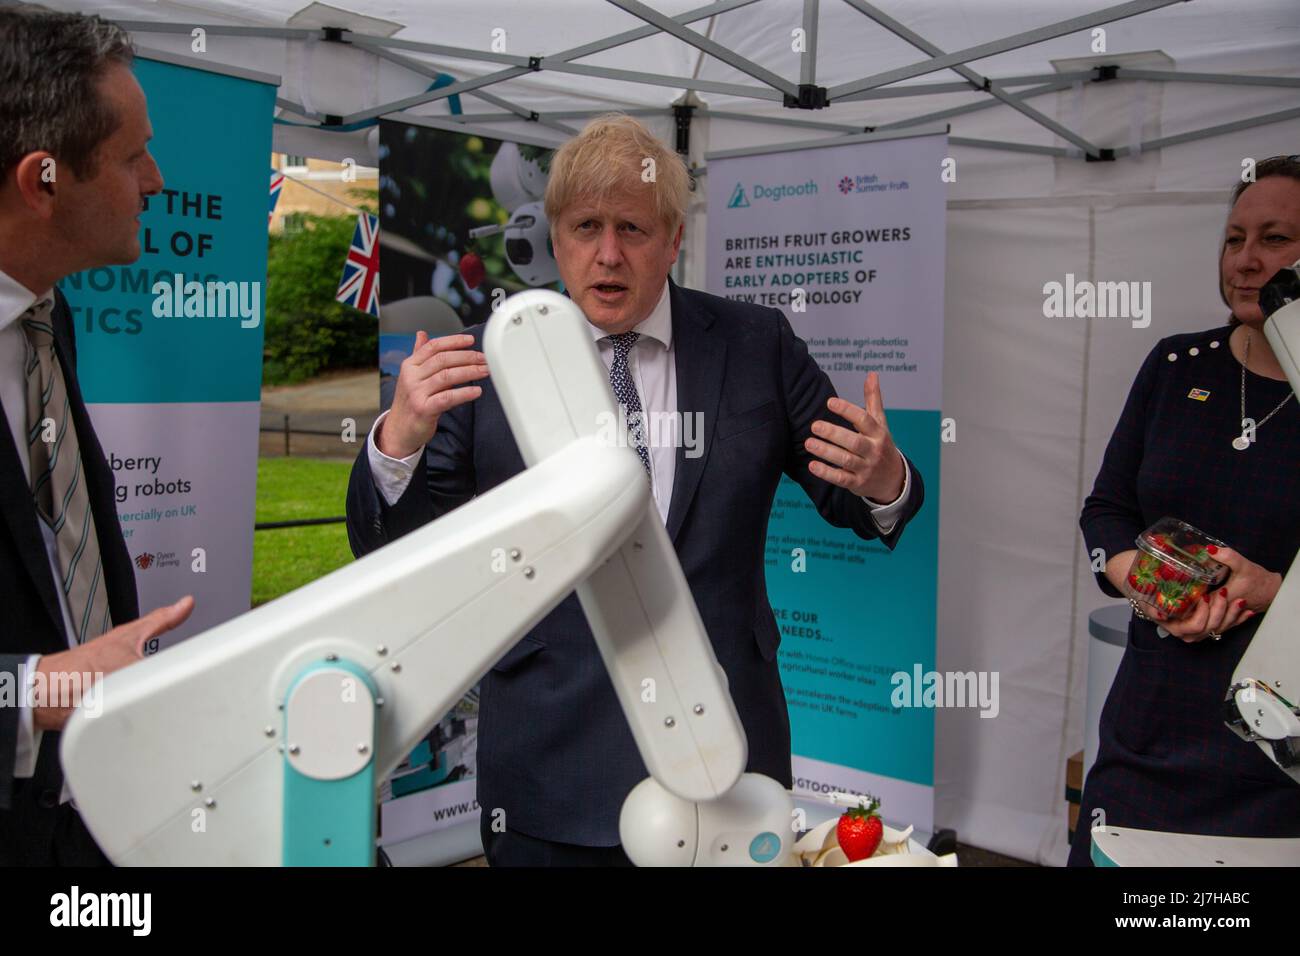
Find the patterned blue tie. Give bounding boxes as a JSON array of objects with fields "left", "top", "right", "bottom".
[{"left": 605, "top": 332, "right": 652, "bottom": 480}]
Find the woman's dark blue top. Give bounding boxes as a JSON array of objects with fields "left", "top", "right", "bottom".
[{"left": 1071, "top": 323, "right": 1300, "bottom": 866}]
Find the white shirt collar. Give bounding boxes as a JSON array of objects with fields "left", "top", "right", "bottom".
[
  {"left": 0, "top": 267, "right": 54, "bottom": 334},
  {"left": 586, "top": 279, "right": 672, "bottom": 351}
]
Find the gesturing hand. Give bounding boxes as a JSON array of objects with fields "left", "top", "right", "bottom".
[
  {"left": 32, "top": 595, "right": 195, "bottom": 731},
  {"left": 378, "top": 331, "right": 490, "bottom": 459},
  {"left": 804, "top": 371, "right": 905, "bottom": 503}
]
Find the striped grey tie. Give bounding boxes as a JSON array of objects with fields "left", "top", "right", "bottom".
[{"left": 22, "top": 298, "right": 113, "bottom": 644}]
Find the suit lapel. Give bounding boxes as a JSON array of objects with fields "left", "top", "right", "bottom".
[{"left": 665, "top": 278, "right": 725, "bottom": 544}]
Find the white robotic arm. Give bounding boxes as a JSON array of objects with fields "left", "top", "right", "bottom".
[
  {"left": 1223, "top": 262, "right": 1300, "bottom": 780},
  {"left": 60, "top": 290, "right": 794, "bottom": 866}
]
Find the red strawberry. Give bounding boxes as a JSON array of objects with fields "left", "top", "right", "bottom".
[
  {"left": 459, "top": 251, "right": 485, "bottom": 289},
  {"left": 836, "top": 798, "right": 883, "bottom": 862}
]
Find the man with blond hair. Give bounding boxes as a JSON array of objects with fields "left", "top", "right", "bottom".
[{"left": 347, "top": 113, "right": 924, "bottom": 866}]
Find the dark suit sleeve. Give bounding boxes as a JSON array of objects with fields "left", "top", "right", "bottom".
[
  {"left": 1080, "top": 342, "right": 1165, "bottom": 598},
  {"left": 776, "top": 309, "right": 924, "bottom": 551},
  {"left": 0, "top": 654, "right": 22, "bottom": 809},
  {"left": 346, "top": 395, "right": 478, "bottom": 558}
]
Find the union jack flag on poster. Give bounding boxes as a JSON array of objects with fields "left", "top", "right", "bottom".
[
  {"left": 336, "top": 212, "right": 380, "bottom": 317},
  {"left": 269, "top": 169, "right": 284, "bottom": 225}
]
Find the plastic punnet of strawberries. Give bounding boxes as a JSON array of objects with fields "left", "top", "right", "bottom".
[{"left": 1122, "top": 518, "right": 1229, "bottom": 621}]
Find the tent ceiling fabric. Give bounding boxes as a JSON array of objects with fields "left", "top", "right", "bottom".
[{"left": 70, "top": 0, "right": 1300, "bottom": 156}]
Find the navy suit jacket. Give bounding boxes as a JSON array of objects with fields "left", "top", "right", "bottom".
[
  {"left": 346, "top": 278, "right": 924, "bottom": 844},
  {"left": 0, "top": 288, "right": 138, "bottom": 863}
]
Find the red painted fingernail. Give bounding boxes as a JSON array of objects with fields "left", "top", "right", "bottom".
[
  {"left": 1206, "top": 545, "right": 1219, "bottom": 554},
  {"left": 1202, "top": 593, "right": 1211, "bottom": 603},
  {"left": 1220, "top": 588, "right": 1227, "bottom": 597},
  {"left": 1237, "top": 599, "right": 1247, "bottom": 609}
]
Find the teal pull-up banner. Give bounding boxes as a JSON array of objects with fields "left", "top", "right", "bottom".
[
  {"left": 60, "top": 53, "right": 277, "bottom": 647},
  {"left": 706, "top": 132, "right": 949, "bottom": 834}
]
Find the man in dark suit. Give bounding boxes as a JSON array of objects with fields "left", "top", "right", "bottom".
[
  {"left": 0, "top": 8, "right": 193, "bottom": 865},
  {"left": 347, "top": 114, "right": 924, "bottom": 865}
]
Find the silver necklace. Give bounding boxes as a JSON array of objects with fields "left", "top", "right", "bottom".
[{"left": 1233, "top": 330, "right": 1295, "bottom": 451}]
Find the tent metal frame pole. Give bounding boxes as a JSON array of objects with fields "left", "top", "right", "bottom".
[
  {"left": 702, "top": 121, "right": 950, "bottom": 162},
  {"left": 1111, "top": 105, "right": 1300, "bottom": 156},
  {"left": 706, "top": 109, "right": 862, "bottom": 133},
  {"left": 342, "top": 67, "right": 533, "bottom": 124},
  {"left": 1116, "top": 69, "right": 1300, "bottom": 89},
  {"left": 347, "top": 0, "right": 760, "bottom": 64},
  {"left": 339, "top": 0, "right": 774, "bottom": 122},
  {"left": 706, "top": 79, "right": 1073, "bottom": 140},
  {"left": 382, "top": 111, "right": 568, "bottom": 149},
  {"left": 423, "top": 99, "right": 1300, "bottom": 163},
  {"left": 275, "top": 98, "right": 320, "bottom": 121},
  {"left": 873, "top": 80, "right": 1076, "bottom": 132},
  {"left": 605, "top": 0, "right": 798, "bottom": 97},
  {"left": 327, "top": 34, "right": 521, "bottom": 67},
  {"left": 440, "top": 108, "right": 669, "bottom": 122},
  {"left": 457, "top": 90, "right": 580, "bottom": 135},
  {"left": 838, "top": 0, "right": 1102, "bottom": 156},
  {"left": 115, "top": 6, "right": 1298, "bottom": 164},
  {"left": 800, "top": 0, "right": 819, "bottom": 86},
  {"left": 520, "top": 60, "right": 783, "bottom": 101},
  {"left": 113, "top": 20, "right": 312, "bottom": 39},
  {"left": 347, "top": 38, "right": 579, "bottom": 135},
  {"left": 838, "top": 80, "right": 987, "bottom": 100},
  {"left": 967, "top": 83, "right": 1096, "bottom": 152},
  {"left": 828, "top": 0, "right": 1188, "bottom": 98},
  {"left": 947, "top": 136, "right": 1072, "bottom": 158},
  {"left": 836, "top": 71, "right": 1094, "bottom": 101},
  {"left": 115, "top": 14, "right": 1092, "bottom": 103}
]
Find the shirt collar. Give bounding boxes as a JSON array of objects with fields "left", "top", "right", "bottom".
[
  {"left": 586, "top": 279, "right": 672, "bottom": 350},
  {"left": 0, "top": 268, "right": 54, "bottom": 334}
]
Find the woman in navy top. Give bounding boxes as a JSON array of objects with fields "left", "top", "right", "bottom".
[{"left": 1071, "top": 156, "right": 1300, "bottom": 866}]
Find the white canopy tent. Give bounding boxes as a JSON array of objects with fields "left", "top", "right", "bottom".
[{"left": 40, "top": 0, "right": 1300, "bottom": 864}]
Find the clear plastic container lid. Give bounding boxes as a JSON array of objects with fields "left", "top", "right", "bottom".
[{"left": 1134, "top": 516, "right": 1229, "bottom": 585}]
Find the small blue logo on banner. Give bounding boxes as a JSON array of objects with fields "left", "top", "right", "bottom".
[{"left": 727, "top": 182, "right": 750, "bottom": 208}]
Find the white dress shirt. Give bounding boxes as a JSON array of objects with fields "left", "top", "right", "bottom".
[
  {"left": 0, "top": 268, "right": 81, "bottom": 784},
  {"left": 367, "top": 279, "right": 911, "bottom": 531}
]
